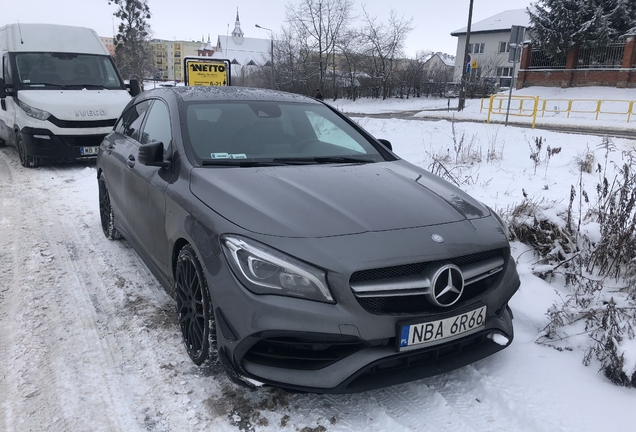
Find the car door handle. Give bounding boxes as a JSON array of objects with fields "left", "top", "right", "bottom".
[{"left": 127, "top": 154, "right": 135, "bottom": 168}]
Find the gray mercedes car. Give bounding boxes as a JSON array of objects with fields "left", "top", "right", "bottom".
[{"left": 96, "top": 86, "right": 519, "bottom": 393}]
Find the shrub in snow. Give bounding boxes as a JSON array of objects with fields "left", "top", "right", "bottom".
[{"left": 506, "top": 137, "right": 636, "bottom": 387}]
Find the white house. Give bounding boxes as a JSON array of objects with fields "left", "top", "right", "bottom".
[
  {"left": 451, "top": 9, "right": 531, "bottom": 85},
  {"left": 211, "top": 10, "right": 271, "bottom": 79}
]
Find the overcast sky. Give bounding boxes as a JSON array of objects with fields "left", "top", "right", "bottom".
[{"left": 5, "top": 0, "right": 534, "bottom": 56}]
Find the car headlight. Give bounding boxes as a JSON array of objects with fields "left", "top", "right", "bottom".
[
  {"left": 18, "top": 100, "right": 51, "bottom": 121},
  {"left": 222, "top": 235, "right": 334, "bottom": 303}
]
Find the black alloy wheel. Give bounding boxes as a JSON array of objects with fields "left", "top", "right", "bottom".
[
  {"left": 98, "top": 174, "right": 122, "bottom": 240},
  {"left": 175, "top": 244, "right": 215, "bottom": 365},
  {"left": 16, "top": 134, "right": 39, "bottom": 168}
]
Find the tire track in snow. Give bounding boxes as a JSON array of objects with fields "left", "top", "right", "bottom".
[{"left": 0, "top": 149, "right": 74, "bottom": 431}]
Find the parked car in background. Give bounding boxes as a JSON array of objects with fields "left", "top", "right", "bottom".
[
  {"left": 96, "top": 86, "right": 520, "bottom": 393},
  {"left": 0, "top": 23, "right": 139, "bottom": 167}
]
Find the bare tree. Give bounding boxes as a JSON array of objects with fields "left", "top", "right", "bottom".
[
  {"left": 273, "top": 24, "right": 320, "bottom": 94},
  {"left": 335, "top": 28, "right": 365, "bottom": 100},
  {"left": 285, "top": 0, "right": 354, "bottom": 97},
  {"left": 108, "top": 0, "right": 154, "bottom": 88},
  {"left": 360, "top": 7, "right": 414, "bottom": 99}
]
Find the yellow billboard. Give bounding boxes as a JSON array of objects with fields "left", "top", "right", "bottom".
[{"left": 184, "top": 58, "right": 231, "bottom": 86}]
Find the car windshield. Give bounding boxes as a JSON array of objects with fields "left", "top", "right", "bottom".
[
  {"left": 183, "top": 101, "right": 388, "bottom": 165},
  {"left": 15, "top": 52, "right": 124, "bottom": 89}
]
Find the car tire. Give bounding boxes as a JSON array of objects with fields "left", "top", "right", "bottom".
[
  {"left": 16, "top": 133, "right": 40, "bottom": 168},
  {"left": 98, "top": 174, "right": 122, "bottom": 240},
  {"left": 175, "top": 244, "right": 216, "bottom": 366}
]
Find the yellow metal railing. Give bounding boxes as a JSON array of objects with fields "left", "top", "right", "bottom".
[
  {"left": 486, "top": 95, "right": 540, "bottom": 128},
  {"left": 485, "top": 97, "right": 636, "bottom": 125}
]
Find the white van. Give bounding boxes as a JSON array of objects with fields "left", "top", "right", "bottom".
[{"left": 0, "top": 23, "right": 139, "bottom": 167}]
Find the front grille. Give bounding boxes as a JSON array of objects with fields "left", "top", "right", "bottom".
[
  {"left": 356, "top": 273, "right": 498, "bottom": 314},
  {"left": 350, "top": 249, "right": 505, "bottom": 315},
  {"left": 244, "top": 336, "right": 366, "bottom": 370},
  {"left": 58, "top": 134, "right": 107, "bottom": 147},
  {"left": 351, "top": 249, "right": 503, "bottom": 283},
  {"left": 48, "top": 116, "right": 117, "bottom": 129}
]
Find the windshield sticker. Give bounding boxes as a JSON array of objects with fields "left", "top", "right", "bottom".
[{"left": 210, "top": 153, "right": 247, "bottom": 159}]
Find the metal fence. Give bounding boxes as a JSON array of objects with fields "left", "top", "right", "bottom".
[
  {"left": 577, "top": 42, "right": 625, "bottom": 69},
  {"left": 482, "top": 96, "right": 636, "bottom": 126},
  {"left": 528, "top": 50, "right": 567, "bottom": 69}
]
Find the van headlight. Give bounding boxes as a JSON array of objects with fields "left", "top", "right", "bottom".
[
  {"left": 18, "top": 100, "right": 51, "bottom": 121},
  {"left": 222, "top": 235, "right": 334, "bottom": 303}
]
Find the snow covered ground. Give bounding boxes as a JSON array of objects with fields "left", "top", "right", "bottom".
[{"left": 2, "top": 87, "right": 636, "bottom": 431}]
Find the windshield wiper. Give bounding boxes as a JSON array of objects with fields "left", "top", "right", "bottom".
[
  {"left": 273, "top": 156, "right": 375, "bottom": 165},
  {"left": 68, "top": 84, "right": 106, "bottom": 89},
  {"left": 201, "top": 159, "right": 286, "bottom": 167},
  {"left": 27, "top": 82, "right": 67, "bottom": 89}
]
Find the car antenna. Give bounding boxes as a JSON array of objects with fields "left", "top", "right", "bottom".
[{"left": 18, "top": 21, "right": 24, "bottom": 44}]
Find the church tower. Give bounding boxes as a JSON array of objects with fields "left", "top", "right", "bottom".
[{"left": 231, "top": 8, "right": 244, "bottom": 45}]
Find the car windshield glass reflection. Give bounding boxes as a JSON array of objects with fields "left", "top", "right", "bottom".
[{"left": 184, "top": 101, "right": 385, "bottom": 166}]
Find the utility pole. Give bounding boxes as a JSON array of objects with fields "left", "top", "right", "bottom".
[
  {"left": 255, "top": 24, "right": 274, "bottom": 89},
  {"left": 458, "top": 0, "right": 474, "bottom": 112}
]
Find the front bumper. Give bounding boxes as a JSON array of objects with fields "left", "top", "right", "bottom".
[
  {"left": 205, "top": 245, "right": 519, "bottom": 394},
  {"left": 21, "top": 127, "right": 108, "bottom": 161},
  {"left": 243, "top": 306, "right": 513, "bottom": 393}
]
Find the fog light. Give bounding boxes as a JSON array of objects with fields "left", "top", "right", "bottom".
[{"left": 487, "top": 332, "right": 510, "bottom": 346}]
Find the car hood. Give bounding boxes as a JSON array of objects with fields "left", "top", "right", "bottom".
[
  {"left": 17, "top": 89, "right": 130, "bottom": 121},
  {"left": 190, "top": 160, "right": 489, "bottom": 238}
]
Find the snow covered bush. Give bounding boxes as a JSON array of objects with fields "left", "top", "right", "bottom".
[{"left": 506, "top": 137, "right": 636, "bottom": 387}]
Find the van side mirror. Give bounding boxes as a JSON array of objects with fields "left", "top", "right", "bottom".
[
  {"left": 0, "top": 78, "right": 6, "bottom": 99},
  {"left": 377, "top": 138, "right": 392, "bottom": 151},
  {"left": 138, "top": 141, "right": 170, "bottom": 168},
  {"left": 127, "top": 79, "right": 141, "bottom": 97}
]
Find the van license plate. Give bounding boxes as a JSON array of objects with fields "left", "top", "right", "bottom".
[
  {"left": 398, "top": 306, "right": 486, "bottom": 351},
  {"left": 80, "top": 146, "right": 99, "bottom": 156}
]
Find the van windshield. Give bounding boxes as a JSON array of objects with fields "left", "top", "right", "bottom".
[{"left": 15, "top": 53, "right": 124, "bottom": 89}]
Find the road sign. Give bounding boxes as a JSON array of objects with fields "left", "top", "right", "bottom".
[
  {"left": 471, "top": 59, "right": 479, "bottom": 69},
  {"left": 508, "top": 26, "right": 525, "bottom": 63}
]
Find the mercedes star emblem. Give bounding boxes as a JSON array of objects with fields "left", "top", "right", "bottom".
[{"left": 427, "top": 264, "right": 464, "bottom": 307}]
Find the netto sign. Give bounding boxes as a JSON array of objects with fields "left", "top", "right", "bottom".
[{"left": 184, "top": 58, "right": 231, "bottom": 87}]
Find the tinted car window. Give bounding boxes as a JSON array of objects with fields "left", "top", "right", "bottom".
[
  {"left": 141, "top": 100, "right": 172, "bottom": 154},
  {"left": 117, "top": 100, "right": 151, "bottom": 141},
  {"left": 184, "top": 101, "right": 384, "bottom": 163}
]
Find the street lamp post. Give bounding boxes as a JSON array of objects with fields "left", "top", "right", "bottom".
[{"left": 255, "top": 24, "right": 274, "bottom": 89}]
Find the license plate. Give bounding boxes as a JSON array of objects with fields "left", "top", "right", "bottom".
[
  {"left": 80, "top": 146, "right": 99, "bottom": 156},
  {"left": 398, "top": 305, "right": 486, "bottom": 351}
]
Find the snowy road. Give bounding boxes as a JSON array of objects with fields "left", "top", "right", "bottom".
[{"left": 1, "top": 133, "right": 635, "bottom": 432}]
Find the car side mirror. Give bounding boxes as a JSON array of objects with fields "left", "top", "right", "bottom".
[
  {"left": 127, "top": 79, "right": 141, "bottom": 97},
  {"left": 0, "top": 78, "right": 6, "bottom": 99},
  {"left": 378, "top": 138, "right": 392, "bottom": 151},
  {"left": 138, "top": 141, "right": 170, "bottom": 168}
]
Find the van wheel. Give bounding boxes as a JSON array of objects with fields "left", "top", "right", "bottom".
[{"left": 17, "top": 134, "right": 40, "bottom": 168}]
